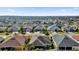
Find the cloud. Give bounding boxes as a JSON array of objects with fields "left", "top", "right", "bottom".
[{"left": 7, "top": 9, "right": 16, "bottom": 12}]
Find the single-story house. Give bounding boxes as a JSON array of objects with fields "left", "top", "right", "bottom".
[
  {"left": 51, "top": 34, "right": 79, "bottom": 51},
  {"left": 8, "top": 25, "right": 20, "bottom": 32},
  {"left": 23, "top": 27, "right": 32, "bottom": 33},
  {"left": 0, "top": 34, "right": 29, "bottom": 51},
  {"left": 23, "top": 23, "right": 34, "bottom": 33},
  {"left": 48, "top": 24, "right": 61, "bottom": 32},
  {"left": 29, "top": 34, "right": 52, "bottom": 50},
  {"left": 0, "top": 27, "right": 6, "bottom": 32},
  {"left": 63, "top": 26, "right": 77, "bottom": 32},
  {"left": 0, "top": 22, "right": 5, "bottom": 27},
  {"left": 34, "top": 25, "right": 45, "bottom": 32}
]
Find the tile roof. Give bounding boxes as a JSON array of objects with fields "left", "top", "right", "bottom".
[
  {"left": 0, "top": 34, "right": 28, "bottom": 47},
  {"left": 14, "top": 35, "right": 28, "bottom": 45},
  {"left": 72, "top": 35, "right": 79, "bottom": 41}
]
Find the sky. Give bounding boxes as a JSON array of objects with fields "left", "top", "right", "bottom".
[{"left": 0, "top": 7, "right": 79, "bottom": 16}]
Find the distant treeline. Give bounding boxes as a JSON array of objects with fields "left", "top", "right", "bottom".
[{"left": 0, "top": 16, "right": 79, "bottom": 21}]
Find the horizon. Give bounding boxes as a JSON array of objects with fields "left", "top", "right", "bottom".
[
  {"left": 0, "top": 15, "right": 79, "bottom": 16},
  {"left": 0, "top": 7, "right": 79, "bottom": 16}
]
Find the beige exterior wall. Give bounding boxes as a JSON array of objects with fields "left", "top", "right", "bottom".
[{"left": 72, "top": 46, "right": 79, "bottom": 51}]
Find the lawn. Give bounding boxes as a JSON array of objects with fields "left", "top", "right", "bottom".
[
  {"left": 57, "top": 32, "right": 66, "bottom": 34},
  {"left": 72, "top": 32, "right": 79, "bottom": 34},
  {"left": 0, "top": 32, "right": 12, "bottom": 39}
]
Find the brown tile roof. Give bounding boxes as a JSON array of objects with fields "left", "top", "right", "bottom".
[
  {"left": 14, "top": 35, "right": 28, "bottom": 45},
  {"left": 0, "top": 34, "right": 28, "bottom": 47},
  {"left": 72, "top": 35, "right": 79, "bottom": 41}
]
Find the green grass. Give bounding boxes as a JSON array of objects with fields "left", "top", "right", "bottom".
[
  {"left": 57, "top": 32, "right": 65, "bottom": 34},
  {"left": 73, "top": 31, "right": 79, "bottom": 34}
]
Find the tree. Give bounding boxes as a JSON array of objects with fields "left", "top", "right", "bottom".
[
  {"left": 42, "top": 28, "right": 50, "bottom": 35},
  {"left": 5, "top": 27, "right": 9, "bottom": 35},
  {"left": 31, "top": 26, "right": 35, "bottom": 33},
  {"left": 13, "top": 20, "right": 16, "bottom": 24},
  {"left": 50, "top": 37, "right": 55, "bottom": 49},
  {"left": 19, "top": 26, "right": 25, "bottom": 34},
  {"left": 24, "top": 43, "right": 33, "bottom": 50}
]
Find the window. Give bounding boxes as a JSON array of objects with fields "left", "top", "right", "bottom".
[
  {"left": 66, "top": 47, "right": 72, "bottom": 50},
  {"left": 59, "top": 47, "right": 65, "bottom": 50}
]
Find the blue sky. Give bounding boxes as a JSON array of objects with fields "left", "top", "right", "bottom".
[{"left": 0, "top": 7, "right": 79, "bottom": 16}]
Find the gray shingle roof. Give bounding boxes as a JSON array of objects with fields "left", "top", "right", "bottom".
[
  {"left": 52, "top": 34, "right": 79, "bottom": 47},
  {"left": 32, "top": 39, "right": 44, "bottom": 46},
  {"left": 48, "top": 24, "right": 61, "bottom": 31},
  {"left": 59, "top": 35, "right": 79, "bottom": 47},
  {"left": 31, "top": 36, "right": 51, "bottom": 46},
  {"left": 52, "top": 34, "right": 65, "bottom": 46},
  {"left": 38, "top": 36, "right": 51, "bottom": 44},
  {"left": 35, "top": 25, "right": 44, "bottom": 30}
]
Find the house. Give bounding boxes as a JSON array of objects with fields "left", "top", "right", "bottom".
[
  {"left": 48, "top": 24, "right": 61, "bottom": 32},
  {"left": 23, "top": 27, "right": 32, "bottom": 33},
  {"left": 34, "top": 25, "right": 45, "bottom": 32},
  {"left": 29, "top": 34, "right": 52, "bottom": 50},
  {"left": 32, "top": 21, "right": 41, "bottom": 26},
  {"left": 8, "top": 24, "right": 20, "bottom": 32},
  {"left": 0, "top": 22, "right": 5, "bottom": 27},
  {"left": 23, "top": 23, "right": 34, "bottom": 33},
  {"left": 51, "top": 34, "right": 79, "bottom": 50},
  {"left": 9, "top": 26, "right": 20, "bottom": 32},
  {"left": 0, "top": 22, "right": 7, "bottom": 32},
  {"left": 0, "top": 34, "right": 29, "bottom": 51},
  {"left": 0, "top": 27, "right": 6, "bottom": 32},
  {"left": 63, "top": 26, "right": 77, "bottom": 32},
  {"left": 62, "top": 26, "right": 70, "bottom": 32},
  {"left": 70, "top": 27, "right": 78, "bottom": 32}
]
